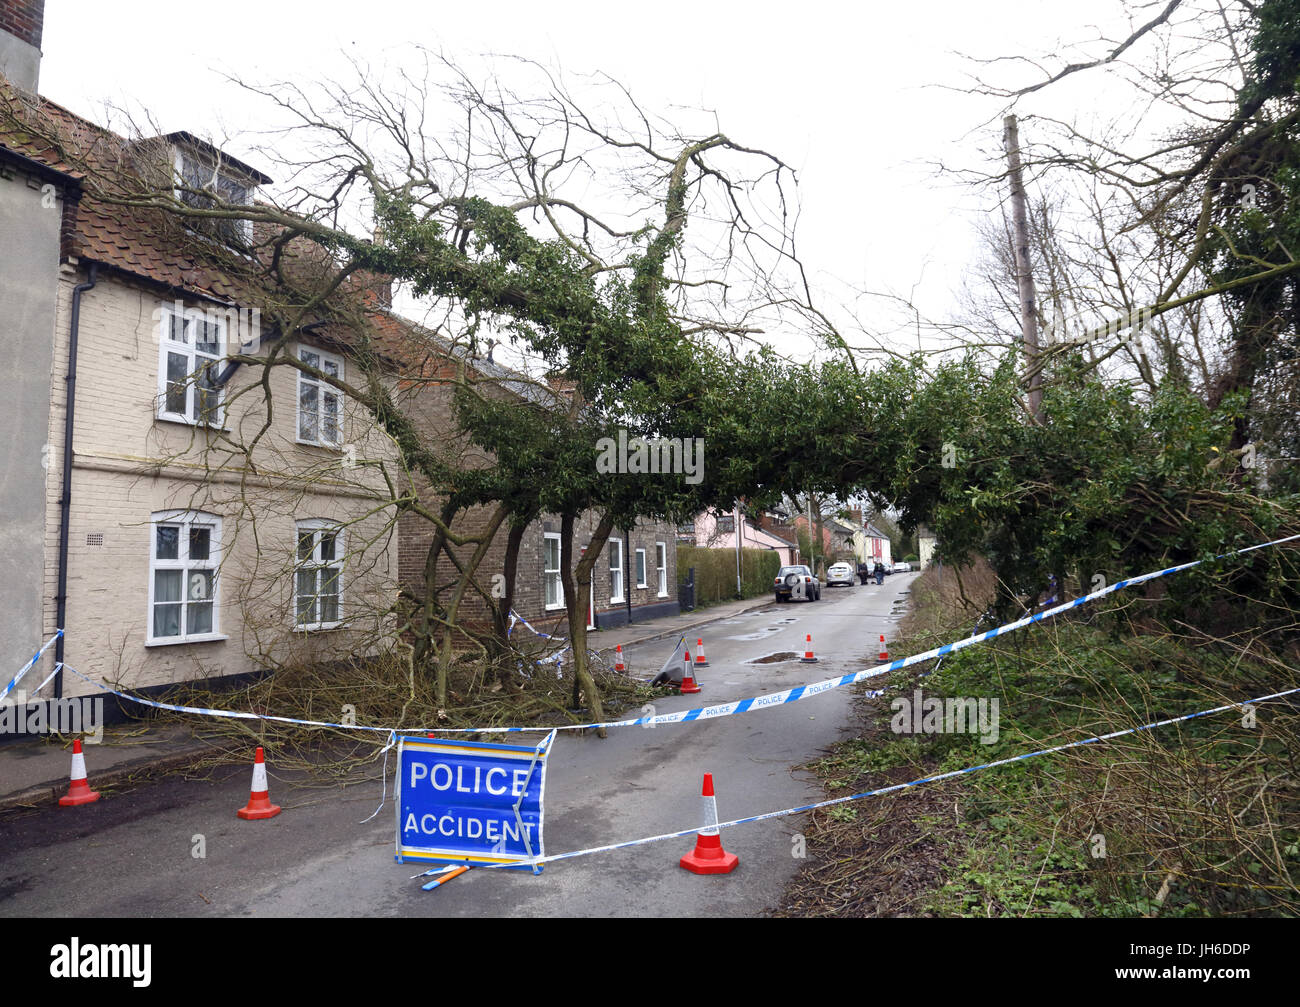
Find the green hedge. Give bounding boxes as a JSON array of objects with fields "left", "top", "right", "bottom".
[{"left": 677, "top": 546, "right": 783, "bottom": 607}]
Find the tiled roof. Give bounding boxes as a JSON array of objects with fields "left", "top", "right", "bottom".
[
  {"left": 0, "top": 81, "right": 553, "bottom": 407},
  {"left": 0, "top": 82, "right": 250, "bottom": 299}
]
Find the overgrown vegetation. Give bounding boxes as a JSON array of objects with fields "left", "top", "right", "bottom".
[{"left": 776, "top": 560, "right": 1300, "bottom": 917}]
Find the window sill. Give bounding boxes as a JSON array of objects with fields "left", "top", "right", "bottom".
[
  {"left": 544, "top": 604, "right": 566, "bottom": 612},
  {"left": 657, "top": 591, "right": 669, "bottom": 599},
  {"left": 293, "top": 622, "right": 344, "bottom": 633},
  {"left": 156, "top": 414, "right": 228, "bottom": 433},
  {"left": 295, "top": 437, "right": 345, "bottom": 452},
  {"left": 145, "top": 633, "right": 228, "bottom": 648}
]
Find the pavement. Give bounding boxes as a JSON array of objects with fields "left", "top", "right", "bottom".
[{"left": 0, "top": 593, "right": 776, "bottom": 812}]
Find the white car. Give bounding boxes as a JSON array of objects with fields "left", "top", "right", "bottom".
[
  {"left": 892, "top": 561, "right": 911, "bottom": 573},
  {"left": 826, "top": 562, "right": 855, "bottom": 586}
]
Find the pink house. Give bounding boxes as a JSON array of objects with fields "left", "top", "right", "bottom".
[{"left": 681, "top": 508, "right": 798, "bottom": 565}]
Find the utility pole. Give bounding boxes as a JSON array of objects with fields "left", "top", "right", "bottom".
[
  {"left": 734, "top": 503, "right": 743, "bottom": 597},
  {"left": 1003, "top": 114, "right": 1043, "bottom": 424}
]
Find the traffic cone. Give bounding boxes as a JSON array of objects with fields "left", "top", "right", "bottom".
[
  {"left": 58, "top": 739, "right": 100, "bottom": 807},
  {"left": 679, "top": 646, "right": 702, "bottom": 694},
  {"left": 801, "top": 633, "right": 818, "bottom": 664},
  {"left": 236, "top": 746, "right": 282, "bottom": 820},
  {"left": 614, "top": 645, "right": 626, "bottom": 673},
  {"left": 877, "top": 635, "right": 890, "bottom": 662},
  {"left": 680, "top": 773, "right": 738, "bottom": 874},
  {"left": 694, "top": 638, "right": 709, "bottom": 668}
]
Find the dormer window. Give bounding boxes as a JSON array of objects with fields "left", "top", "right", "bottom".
[{"left": 164, "top": 133, "right": 270, "bottom": 246}]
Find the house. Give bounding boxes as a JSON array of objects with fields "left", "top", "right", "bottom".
[
  {"left": 916, "top": 526, "right": 936, "bottom": 569},
  {"left": 389, "top": 330, "right": 682, "bottom": 633},
  {"left": 858, "top": 521, "right": 893, "bottom": 567},
  {"left": 1, "top": 21, "right": 402, "bottom": 701},
  {"left": 0, "top": 0, "right": 682, "bottom": 715},
  {"left": 680, "top": 507, "right": 798, "bottom": 566}
]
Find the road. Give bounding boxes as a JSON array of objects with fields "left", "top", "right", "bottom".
[{"left": 0, "top": 573, "right": 916, "bottom": 917}]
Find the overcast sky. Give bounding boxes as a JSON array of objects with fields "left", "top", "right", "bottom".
[{"left": 38, "top": 0, "right": 1161, "bottom": 361}]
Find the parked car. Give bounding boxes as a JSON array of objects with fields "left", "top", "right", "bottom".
[
  {"left": 826, "top": 562, "right": 855, "bottom": 587},
  {"left": 892, "top": 561, "right": 911, "bottom": 573},
  {"left": 774, "top": 565, "right": 821, "bottom": 602}
]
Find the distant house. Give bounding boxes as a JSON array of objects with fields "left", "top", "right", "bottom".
[
  {"left": 682, "top": 507, "right": 798, "bottom": 565},
  {"left": 859, "top": 522, "right": 893, "bottom": 567},
  {"left": 916, "top": 526, "right": 937, "bottom": 569}
]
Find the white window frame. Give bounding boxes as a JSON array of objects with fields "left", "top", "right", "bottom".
[
  {"left": 609, "top": 538, "right": 624, "bottom": 604},
  {"left": 296, "top": 345, "right": 346, "bottom": 448},
  {"left": 635, "top": 547, "right": 648, "bottom": 589},
  {"left": 146, "top": 510, "right": 224, "bottom": 646},
  {"left": 156, "top": 302, "right": 226, "bottom": 427},
  {"left": 543, "top": 532, "right": 564, "bottom": 611},
  {"left": 656, "top": 541, "right": 668, "bottom": 597},
  {"left": 294, "top": 520, "right": 345, "bottom": 631}
]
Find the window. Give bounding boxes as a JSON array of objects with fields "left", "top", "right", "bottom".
[
  {"left": 635, "top": 548, "right": 648, "bottom": 589},
  {"left": 716, "top": 514, "right": 735, "bottom": 534},
  {"left": 148, "top": 511, "right": 221, "bottom": 644},
  {"left": 175, "top": 148, "right": 254, "bottom": 245},
  {"left": 609, "top": 539, "right": 624, "bottom": 603},
  {"left": 656, "top": 542, "right": 668, "bottom": 597},
  {"left": 157, "top": 302, "right": 225, "bottom": 426},
  {"left": 295, "top": 521, "right": 344, "bottom": 629},
  {"left": 296, "top": 345, "right": 344, "bottom": 447},
  {"left": 544, "top": 532, "right": 563, "bottom": 610}
]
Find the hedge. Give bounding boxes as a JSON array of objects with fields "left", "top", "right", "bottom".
[{"left": 677, "top": 546, "right": 784, "bottom": 607}]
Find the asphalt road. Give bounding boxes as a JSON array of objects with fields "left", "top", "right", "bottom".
[{"left": 0, "top": 573, "right": 917, "bottom": 917}]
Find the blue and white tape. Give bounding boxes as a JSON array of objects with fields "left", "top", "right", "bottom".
[
  {"left": 1, "top": 630, "right": 62, "bottom": 705},
  {"left": 485, "top": 683, "right": 1300, "bottom": 869},
  {"left": 56, "top": 532, "right": 1300, "bottom": 737}
]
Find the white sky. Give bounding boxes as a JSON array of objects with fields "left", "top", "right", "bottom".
[{"left": 38, "top": 0, "right": 1170, "bottom": 361}]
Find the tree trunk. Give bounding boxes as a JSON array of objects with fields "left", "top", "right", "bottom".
[
  {"left": 559, "top": 509, "right": 617, "bottom": 738},
  {"left": 433, "top": 503, "right": 509, "bottom": 708},
  {"left": 1004, "top": 114, "right": 1044, "bottom": 425},
  {"left": 489, "top": 520, "right": 527, "bottom": 686}
]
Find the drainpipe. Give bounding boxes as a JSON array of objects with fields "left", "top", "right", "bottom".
[
  {"left": 624, "top": 528, "right": 632, "bottom": 625},
  {"left": 53, "top": 262, "right": 98, "bottom": 699}
]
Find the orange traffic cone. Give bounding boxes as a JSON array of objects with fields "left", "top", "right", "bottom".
[
  {"left": 680, "top": 773, "right": 738, "bottom": 874},
  {"left": 801, "top": 633, "right": 818, "bottom": 664},
  {"left": 679, "top": 645, "right": 702, "bottom": 695},
  {"left": 614, "top": 645, "right": 627, "bottom": 673},
  {"left": 58, "top": 739, "right": 100, "bottom": 807},
  {"left": 877, "top": 635, "right": 890, "bottom": 662},
  {"left": 694, "top": 638, "right": 709, "bottom": 668},
  {"left": 236, "top": 746, "right": 282, "bottom": 820}
]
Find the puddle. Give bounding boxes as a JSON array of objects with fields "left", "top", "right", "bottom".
[{"left": 747, "top": 651, "right": 800, "bottom": 665}]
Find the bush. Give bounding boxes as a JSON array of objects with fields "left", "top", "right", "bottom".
[{"left": 677, "top": 546, "right": 782, "bottom": 606}]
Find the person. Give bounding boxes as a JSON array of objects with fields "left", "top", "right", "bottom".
[
  {"left": 857, "top": 561, "right": 869, "bottom": 585},
  {"left": 873, "top": 561, "right": 885, "bottom": 585}
]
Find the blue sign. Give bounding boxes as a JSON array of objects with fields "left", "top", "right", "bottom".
[{"left": 395, "top": 731, "right": 555, "bottom": 872}]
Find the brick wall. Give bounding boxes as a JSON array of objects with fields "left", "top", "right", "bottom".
[
  {"left": 396, "top": 377, "right": 680, "bottom": 633},
  {"left": 0, "top": 0, "right": 43, "bottom": 49}
]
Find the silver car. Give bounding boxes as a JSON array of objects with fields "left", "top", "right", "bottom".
[{"left": 826, "top": 562, "right": 855, "bottom": 587}]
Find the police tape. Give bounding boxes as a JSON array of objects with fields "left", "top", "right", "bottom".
[
  {"left": 55, "top": 532, "right": 1300, "bottom": 737},
  {"left": 485, "top": 683, "right": 1300, "bottom": 869},
  {"left": 1, "top": 629, "right": 63, "bottom": 705}
]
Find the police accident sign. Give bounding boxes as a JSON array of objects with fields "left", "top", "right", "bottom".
[{"left": 395, "top": 731, "right": 555, "bottom": 872}]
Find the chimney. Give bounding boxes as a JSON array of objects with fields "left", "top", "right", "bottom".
[
  {"left": 366, "top": 225, "right": 393, "bottom": 308},
  {"left": 850, "top": 506, "right": 863, "bottom": 527},
  {"left": 0, "top": 0, "right": 43, "bottom": 92}
]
